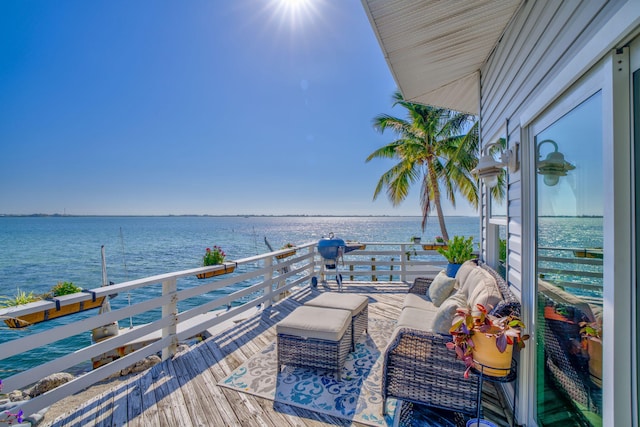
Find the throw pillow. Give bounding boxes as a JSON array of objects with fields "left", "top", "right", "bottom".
[
  {"left": 428, "top": 270, "right": 457, "bottom": 307},
  {"left": 432, "top": 292, "right": 468, "bottom": 334}
]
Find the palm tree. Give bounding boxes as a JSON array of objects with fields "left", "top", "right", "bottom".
[{"left": 366, "top": 91, "right": 479, "bottom": 241}]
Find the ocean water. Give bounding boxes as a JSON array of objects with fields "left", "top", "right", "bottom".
[
  {"left": 0, "top": 215, "right": 478, "bottom": 375},
  {"left": 0, "top": 215, "right": 603, "bottom": 376}
]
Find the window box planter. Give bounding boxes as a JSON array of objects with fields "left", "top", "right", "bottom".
[{"left": 196, "top": 262, "right": 236, "bottom": 279}]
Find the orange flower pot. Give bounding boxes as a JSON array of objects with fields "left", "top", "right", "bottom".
[{"left": 471, "top": 333, "right": 514, "bottom": 377}]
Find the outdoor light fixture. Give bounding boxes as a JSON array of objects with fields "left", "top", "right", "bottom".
[
  {"left": 472, "top": 141, "right": 519, "bottom": 188},
  {"left": 536, "top": 139, "right": 575, "bottom": 186}
]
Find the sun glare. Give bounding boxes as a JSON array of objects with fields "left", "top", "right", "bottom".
[{"left": 270, "top": 0, "right": 320, "bottom": 31}]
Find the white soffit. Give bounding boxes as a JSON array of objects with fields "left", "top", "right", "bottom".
[{"left": 362, "top": 0, "right": 522, "bottom": 115}]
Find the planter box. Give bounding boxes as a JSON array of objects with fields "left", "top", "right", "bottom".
[
  {"left": 196, "top": 263, "right": 236, "bottom": 279},
  {"left": 422, "top": 243, "right": 448, "bottom": 250},
  {"left": 4, "top": 295, "right": 106, "bottom": 328},
  {"left": 275, "top": 249, "right": 297, "bottom": 259}
]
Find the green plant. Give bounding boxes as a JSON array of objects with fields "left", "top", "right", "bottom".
[
  {"left": 579, "top": 320, "right": 602, "bottom": 343},
  {"left": 50, "top": 281, "right": 82, "bottom": 296},
  {"left": 435, "top": 236, "right": 445, "bottom": 243},
  {"left": 405, "top": 245, "right": 417, "bottom": 260},
  {"left": 0, "top": 288, "right": 41, "bottom": 308},
  {"left": 499, "top": 238, "right": 507, "bottom": 263},
  {"left": 203, "top": 246, "right": 226, "bottom": 266},
  {"left": 447, "top": 304, "right": 529, "bottom": 377},
  {"left": 437, "top": 235, "right": 475, "bottom": 264},
  {"left": 281, "top": 243, "right": 295, "bottom": 249}
]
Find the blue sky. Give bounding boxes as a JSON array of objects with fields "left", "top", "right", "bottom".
[{"left": 0, "top": 0, "right": 478, "bottom": 217}]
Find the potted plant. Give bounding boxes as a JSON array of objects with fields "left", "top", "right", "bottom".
[
  {"left": 435, "top": 236, "right": 445, "bottom": 244},
  {"left": 0, "top": 288, "right": 41, "bottom": 308},
  {"left": 447, "top": 304, "right": 529, "bottom": 377},
  {"left": 411, "top": 236, "right": 421, "bottom": 244},
  {"left": 437, "top": 235, "right": 475, "bottom": 277},
  {"left": 580, "top": 320, "right": 602, "bottom": 387},
  {"left": 276, "top": 243, "right": 297, "bottom": 259},
  {"left": 1, "top": 284, "right": 107, "bottom": 329},
  {"left": 197, "top": 246, "right": 234, "bottom": 279}
]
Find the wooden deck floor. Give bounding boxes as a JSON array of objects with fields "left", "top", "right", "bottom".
[{"left": 45, "top": 281, "right": 512, "bottom": 427}]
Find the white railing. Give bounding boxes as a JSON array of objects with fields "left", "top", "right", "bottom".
[
  {"left": 0, "top": 242, "right": 449, "bottom": 421},
  {"left": 538, "top": 246, "right": 604, "bottom": 295}
]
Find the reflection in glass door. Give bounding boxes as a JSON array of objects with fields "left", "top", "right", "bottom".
[{"left": 535, "top": 93, "right": 603, "bottom": 426}]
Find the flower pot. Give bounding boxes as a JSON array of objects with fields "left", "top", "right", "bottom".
[
  {"left": 275, "top": 249, "right": 296, "bottom": 259},
  {"left": 196, "top": 263, "right": 236, "bottom": 279},
  {"left": 587, "top": 339, "right": 602, "bottom": 387},
  {"left": 445, "top": 263, "right": 462, "bottom": 278},
  {"left": 471, "top": 333, "right": 513, "bottom": 377},
  {"left": 412, "top": 237, "right": 421, "bottom": 244}
]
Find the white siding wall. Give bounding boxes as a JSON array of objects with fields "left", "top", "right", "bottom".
[{"left": 478, "top": 0, "right": 621, "bottom": 296}]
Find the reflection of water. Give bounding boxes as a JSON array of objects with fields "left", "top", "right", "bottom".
[{"left": 538, "top": 216, "right": 603, "bottom": 299}]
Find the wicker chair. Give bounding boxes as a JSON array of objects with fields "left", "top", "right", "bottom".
[
  {"left": 381, "top": 262, "right": 520, "bottom": 417},
  {"left": 538, "top": 280, "right": 602, "bottom": 416}
]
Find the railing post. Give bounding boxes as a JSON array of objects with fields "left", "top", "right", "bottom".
[
  {"left": 350, "top": 264, "right": 354, "bottom": 281},
  {"left": 308, "top": 246, "right": 316, "bottom": 284},
  {"left": 161, "top": 278, "right": 178, "bottom": 361},
  {"left": 371, "top": 257, "right": 377, "bottom": 281},
  {"left": 390, "top": 257, "right": 394, "bottom": 281},
  {"left": 401, "top": 243, "right": 407, "bottom": 282},
  {"left": 264, "top": 256, "right": 273, "bottom": 308}
]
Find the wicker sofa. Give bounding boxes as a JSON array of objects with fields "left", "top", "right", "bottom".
[{"left": 381, "top": 260, "right": 521, "bottom": 417}]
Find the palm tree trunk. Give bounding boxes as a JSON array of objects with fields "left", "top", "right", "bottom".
[
  {"left": 434, "top": 198, "right": 449, "bottom": 241},
  {"left": 423, "top": 159, "right": 450, "bottom": 241}
]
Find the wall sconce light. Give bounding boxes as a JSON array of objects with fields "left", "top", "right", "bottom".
[
  {"left": 472, "top": 141, "right": 519, "bottom": 188},
  {"left": 536, "top": 139, "right": 575, "bottom": 186}
]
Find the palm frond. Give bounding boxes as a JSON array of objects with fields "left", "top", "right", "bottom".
[{"left": 367, "top": 91, "right": 487, "bottom": 228}]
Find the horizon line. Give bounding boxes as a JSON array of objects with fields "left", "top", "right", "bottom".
[{"left": 0, "top": 213, "right": 481, "bottom": 218}]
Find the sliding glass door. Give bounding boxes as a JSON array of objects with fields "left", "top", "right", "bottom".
[{"left": 533, "top": 90, "right": 604, "bottom": 426}]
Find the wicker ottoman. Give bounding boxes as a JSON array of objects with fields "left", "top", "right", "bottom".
[
  {"left": 304, "top": 292, "right": 368, "bottom": 350},
  {"left": 276, "top": 305, "right": 352, "bottom": 380}
]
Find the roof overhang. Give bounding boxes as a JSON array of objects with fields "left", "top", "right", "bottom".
[{"left": 361, "top": 0, "right": 523, "bottom": 115}]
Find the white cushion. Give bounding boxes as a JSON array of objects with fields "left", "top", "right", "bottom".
[
  {"left": 467, "top": 275, "right": 502, "bottom": 310},
  {"left": 428, "top": 270, "right": 457, "bottom": 307},
  {"left": 403, "top": 293, "right": 436, "bottom": 311},
  {"left": 276, "top": 306, "right": 351, "bottom": 341},
  {"left": 432, "top": 293, "right": 469, "bottom": 334},
  {"left": 304, "top": 292, "right": 368, "bottom": 316},
  {"left": 396, "top": 306, "right": 436, "bottom": 332}
]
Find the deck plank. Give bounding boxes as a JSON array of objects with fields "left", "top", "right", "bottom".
[{"left": 44, "top": 281, "right": 511, "bottom": 427}]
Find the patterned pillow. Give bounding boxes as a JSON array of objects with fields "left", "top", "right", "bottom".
[
  {"left": 432, "top": 292, "right": 468, "bottom": 334},
  {"left": 428, "top": 270, "right": 457, "bottom": 307}
]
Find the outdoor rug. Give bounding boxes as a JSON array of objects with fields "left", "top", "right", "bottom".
[{"left": 219, "top": 318, "right": 460, "bottom": 427}]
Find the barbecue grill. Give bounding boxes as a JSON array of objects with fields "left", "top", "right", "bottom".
[{"left": 313, "top": 233, "right": 346, "bottom": 291}]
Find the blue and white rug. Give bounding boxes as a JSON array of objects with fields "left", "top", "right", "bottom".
[
  {"left": 219, "top": 318, "right": 462, "bottom": 426},
  {"left": 219, "top": 318, "right": 398, "bottom": 426}
]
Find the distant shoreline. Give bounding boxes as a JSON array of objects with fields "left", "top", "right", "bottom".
[
  {"left": 0, "top": 213, "right": 479, "bottom": 218},
  {"left": 0, "top": 214, "right": 604, "bottom": 219}
]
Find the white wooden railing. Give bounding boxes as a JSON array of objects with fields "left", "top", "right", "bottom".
[{"left": 0, "top": 241, "right": 449, "bottom": 420}]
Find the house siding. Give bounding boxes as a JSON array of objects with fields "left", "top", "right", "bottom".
[
  {"left": 478, "top": 1, "right": 633, "bottom": 425},
  {"left": 479, "top": 0, "right": 622, "bottom": 298}
]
